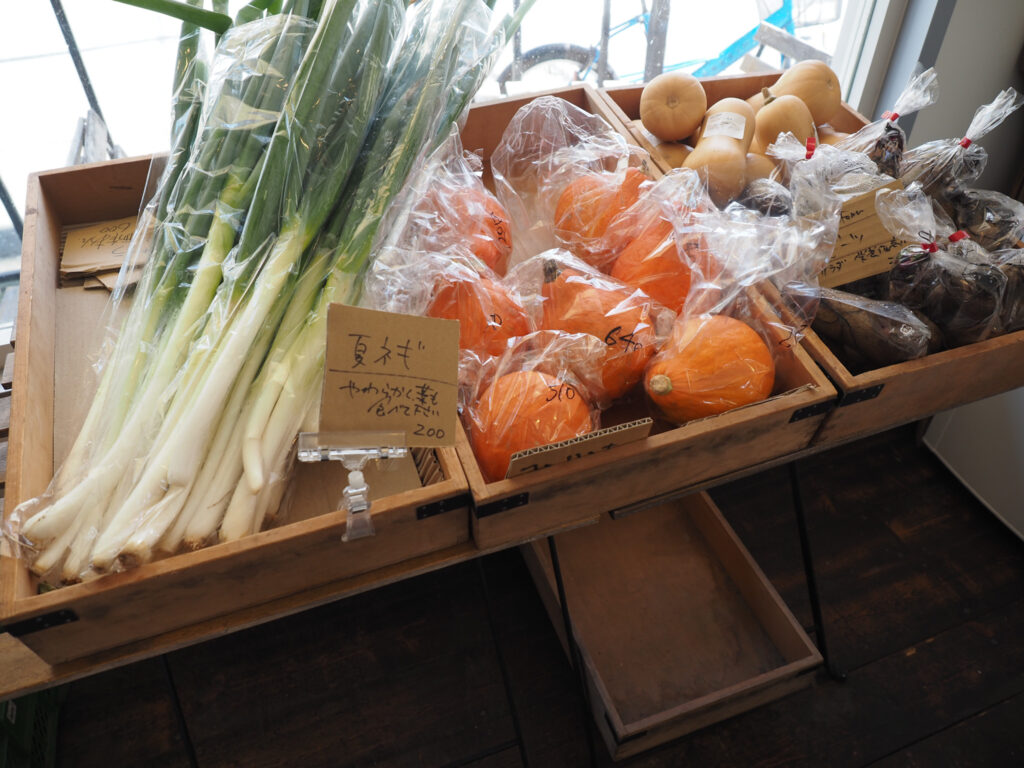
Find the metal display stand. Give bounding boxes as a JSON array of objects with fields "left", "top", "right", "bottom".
[{"left": 295, "top": 430, "right": 409, "bottom": 542}]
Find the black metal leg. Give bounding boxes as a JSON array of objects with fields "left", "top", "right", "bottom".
[
  {"left": 789, "top": 461, "right": 847, "bottom": 682},
  {"left": 547, "top": 536, "right": 599, "bottom": 768},
  {"left": 475, "top": 557, "right": 531, "bottom": 768}
]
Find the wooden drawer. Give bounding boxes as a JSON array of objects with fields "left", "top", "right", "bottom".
[
  {"left": 802, "top": 326, "right": 1024, "bottom": 445},
  {"left": 523, "top": 492, "right": 821, "bottom": 760},
  {"left": 1, "top": 157, "right": 471, "bottom": 664},
  {"left": 458, "top": 86, "right": 837, "bottom": 549}
]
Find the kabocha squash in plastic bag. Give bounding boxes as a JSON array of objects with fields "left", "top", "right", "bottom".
[
  {"left": 644, "top": 314, "right": 775, "bottom": 424},
  {"left": 425, "top": 261, "right": 532, "bottom": 356},
  {"left": 461, "top": 331, "right": 604, "bottom": 482},
  {"left": 606, "top": 170, "right": 715, "bottom": 313},
  {"left": 507, "top": 251, "right": 672, "bottom": 404},
  {"left": 553, "top": 166, "right": 650, "bottom": 269},
  {"left": 470, "top": 369, "right": 594, "bottom": 481}
]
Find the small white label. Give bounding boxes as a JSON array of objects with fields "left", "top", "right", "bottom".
[{"left": 703, "top": 112, "right": 748, "bottom": 141}]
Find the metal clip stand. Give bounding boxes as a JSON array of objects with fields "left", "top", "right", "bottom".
[{"left": 296, "top": 431, "right": 409, "bottom": 542}]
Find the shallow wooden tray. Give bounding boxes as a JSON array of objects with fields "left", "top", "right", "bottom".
[
  {"left": 1, "top": 156, "right": 470, "bottom": 664},
  {"left": 523, "top": 492, "right": 821, "bottom": 760},
  {"left": 458, "top": 85, "right": 837, "bottom": 549}
]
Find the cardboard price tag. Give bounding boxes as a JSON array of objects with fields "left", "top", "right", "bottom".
[
  {"left": 506, "top": 418, "right": 653, "bottom": 477},
  {"left": 821, "top": 180, "right": 911, "bottom": 288},
  {"left": 321, "top": 305, "right": 459, "bottom": 447},
  {"left": 61, "top": 216, "right": 138, "bottom": 277}
]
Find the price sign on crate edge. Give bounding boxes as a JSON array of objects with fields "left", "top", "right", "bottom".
[{"left": 321, "top": 305, "right": 459, "bottom": 447}]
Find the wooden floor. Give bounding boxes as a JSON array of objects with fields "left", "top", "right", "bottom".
[{"left": 48, "top": 424, "right": 1024, "bottom": 767}]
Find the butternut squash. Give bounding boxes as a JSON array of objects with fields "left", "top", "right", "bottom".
[
  {"left": 682, "top": 97, "right": 755, "bottom": 207},
  {"left": 747, "top": 60, "right": 841, "bottom": 125},
  {"left": 745, "top": 152, "right": 776, "bottom": 182},
  {"left": 816, "top": 123, "right": 850, "bottom": 146},
  {"left": 639, "top": 71, "right": 707, "bottom": 142},
  {"left": 632, "top": 120, "right": 692, "bottom": 167},
  {"left": 749, "top": 89, "right": 816, "bottom": 154}
]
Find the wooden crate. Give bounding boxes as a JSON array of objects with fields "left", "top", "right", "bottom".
[
  {"left": 595, "top": 73, "right": 870, "bottom": 174},
  {"left": 458, "top": 85, "right": 837, "bottom": 549},
  {"left": 801, "top": 327, "right": 1024, "bottom": 444},
  {"left": 1, "top": 156, "right": 471, "bottom": 664},
  {"left": 522, "top": 493, "right": 821, "bottom": 760}
]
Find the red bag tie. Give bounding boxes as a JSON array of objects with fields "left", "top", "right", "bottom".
[
  {"left": 921, "top": 241, "right": 939, "bottom": 253},
  {"left": 948, "top": 230, "right": 970, "bottom": 242},
  {"left": 805, "top": 137, "right": 817, "bottom": 159},
  {"left": 959, "top": 137, "right": 973, "bottom": 148},
  {"left": 882, "top": 111, "right": 900, "bottom": 121}
]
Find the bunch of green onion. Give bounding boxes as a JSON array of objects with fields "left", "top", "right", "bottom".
[{"left": 14, "top": 0, "right": 533, "bottom": 582}]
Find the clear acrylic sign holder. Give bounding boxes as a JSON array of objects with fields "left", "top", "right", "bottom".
[{"left": 296, "top": 430, "right": 409, "bottom": 541}]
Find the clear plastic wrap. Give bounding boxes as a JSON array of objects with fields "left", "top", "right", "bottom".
[
  {"left": 506, "top": 249, "right": 674, "bottom": 405},
  {"left": 811, "top": 286, "right": 937, "bottom": 373},
  {"left": 877, "top": 185, "right": 1008, "bottom": 347},
  {"left": 994, "top": 249, "right": 1024, "bottom": 333},
  {"left": 836, "top": 67, "right": 939, "bottom": 177},
  {"left": 605, "top": 169, "right": 715, "bottom": 312},
  {"left": 641, "top": 201, "right": 838, "bottom": 426},
  {"left": 9, "top": 0, "right": 521, "bottom": 583},
  {"left": 460, "top": 331, "right": 605, "bottom": 481},
  {"left": 946, "top": 187, "right": 1024, "bottom": 252},
  {"left": 900, "top": 88, "right": 1024, "bottom": 205},
  {"left": 770, "top": 132, "right": 895, "bottom": 202},
  {"left": 490, "top": 95, "right": 650, "bottom": 266}
]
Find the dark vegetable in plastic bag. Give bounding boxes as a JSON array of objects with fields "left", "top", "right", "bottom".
[
  {"left": 949, "top": 188, "right": 1024, "bottom": 251},
  {"left": 812, "top": 286, "right": 936, "bottom": 373},
  {"left": 736, "top": 178, "right": 793, "bottom": 217},
  {"left": 837, "top": 67, "right": 939, "bottom": 177}
]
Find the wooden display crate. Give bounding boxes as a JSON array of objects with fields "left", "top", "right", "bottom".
[
  {"left": 596, "top": 73, "right": 871, "bottom": 174},
  {"left": 1, "top": 156, "right": 471, "bottom": 664},
  {"left": 801, "top": 327, "right": 1024, "bottom": 444},
  {"left": 523, "top": 493, "right": 821, "bottom": 760},
  {"left": 458, "top": 84, "right": 837, "bottom": 549}
]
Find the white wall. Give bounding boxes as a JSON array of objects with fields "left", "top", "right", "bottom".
[{"left": 904, "top": 0, "right": 1024, "bottom": 195}]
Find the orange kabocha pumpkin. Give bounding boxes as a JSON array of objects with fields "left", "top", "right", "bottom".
[
  {"left": 553, "top": 167, "right": 648, "bottom": 269},
  {"left": 610, "top": 216, "right": 715, "bottom": 314},
  {"left": 423, "top": 186, "right": 514, "bottom": 275},
  {"left": 541, "top": 263, "right": 659, "bottom": 401},
  {"left": 644, "top": 314, "right": 775, "bottom": 424},
  {"left": 426, "top": 268, "right": 531, "bottom": 357},
  {"left": 469, "top": 370, "right": 594, "bottom": 481}
]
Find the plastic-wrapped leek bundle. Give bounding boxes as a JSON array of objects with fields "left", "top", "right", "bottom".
[
  {"left": 836, "top": 67, "right": 939, "bottom": 177},
  {"left": 10, "top": 0, "right": 535, "bottom": 583}
]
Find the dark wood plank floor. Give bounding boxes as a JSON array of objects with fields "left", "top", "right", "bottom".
[{"left": 48, "top": 424, "right": 1024, "bottom": 767}]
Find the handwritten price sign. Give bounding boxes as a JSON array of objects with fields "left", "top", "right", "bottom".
[
  {"left": 821, "top": 180, "right": 911, "bottom": 288},
  {"left": 321, "top": 305, "right": 459, "bottom": 446}
]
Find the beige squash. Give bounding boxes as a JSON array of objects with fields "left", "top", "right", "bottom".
[
  {"left": 745, "top": 152, "right": 777, "bottom": 182},
  {"left": 747, "top": 60, "right": 842, "bottom": 125},
  {"left": 817, "top": 123, "right": 850, "bottom": 145},
  {"left": 639, "top": 71, "right": 708, "bottom": 142},
  {"left": 683, "top": 98, "right": 756, "bottom": 207},
  {"left": 749, "top": 90, "right": 816, "bottom": 154}
]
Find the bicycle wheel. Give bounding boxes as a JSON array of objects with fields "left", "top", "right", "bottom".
[{"left": 496, "top": 44, "right": 617, "bottom": 96}]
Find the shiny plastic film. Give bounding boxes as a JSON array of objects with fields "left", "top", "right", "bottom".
[
  {"left": 836, "top": 67, "right": 939, "bottom": 177},
  {"left": 505, "top": 249, "right": 675, "bottom": 406},
  {"left": 7, "top": 0, "right": 530, "bottom": 585},
  {"left": 490, "top": 95, "right": 650, "bottom": 266},
  {"left": 876, "top": 184, "right": 1009, "bottom": 348},
  {"left": 460, "top": 331, "right": 605, "bottom": 482},
  {"left": 811, "top": 287, "right": 937, "bottom": 373},
  {"left": 899, "top": 88, "right": 1024, "bottom": 205},
  {"left": 770, "top": 132, "right": 895, "bottom": 202}
]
